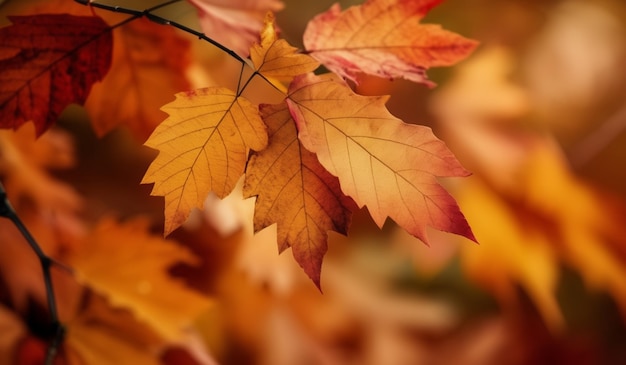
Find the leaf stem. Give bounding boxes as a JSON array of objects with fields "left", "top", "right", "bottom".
[{"left": 0, "top": 182, "right": 65, "bottom": 365}]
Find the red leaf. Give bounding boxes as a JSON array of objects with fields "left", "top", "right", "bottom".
[
  {"left": 187, "top": 0, "right": 284, "bottom": 56},
  {"left": 303, "top": 0, "right": 477, "bottom": 86},
  {"left": 0, "top": 14, "right": 112, "bottom": 136}
]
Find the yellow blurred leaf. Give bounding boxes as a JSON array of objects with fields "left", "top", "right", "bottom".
[
  {"left": 457, "top": 145, "right": 626, "bottom": 330},
  {"left": 66, "top": 217, "right": 213, "bottom": 341},
  {"left": 66, "top": 296, "right": 163, "bottom": 365}
]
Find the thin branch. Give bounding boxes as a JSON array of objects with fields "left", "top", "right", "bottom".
[
  {"left": 0, "top": 181, "right": 65, "bottom": 365},
  {"left": 75, "top": 0, "right": 248, "bottom": 65}
]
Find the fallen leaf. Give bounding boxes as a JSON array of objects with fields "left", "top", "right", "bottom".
[
  {"left": 85, "top": 18, "right": 192, "bottom": 140},
  {"left": 250, "top": 13, "right": 319, "bottom": 82},
  {"left": 244, "top": 102, "right": 354, "bottom": 287},
  {"left": 66, "top": 217, "right": 213, "bottom": 341},
  {"left": 187, "top": 0, "right": 284, "bottom": 57},
  {"left": 287, "top": 73, "right": 474, "bottom": 245},
  {"left": 303, "top": 0, "right": 477, "bottom": 86},
  {"left": 0, "top": 14, "right": 112, "bottom": 136},
  {"left": 142, "top": 88, "right": 267, "bottom": 235}
]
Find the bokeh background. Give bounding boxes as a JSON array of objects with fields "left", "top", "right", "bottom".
[{"left": 1, "top": 0, "right": 626, "bottom": 364}]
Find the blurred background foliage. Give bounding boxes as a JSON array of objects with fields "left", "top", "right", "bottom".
[{"left": 1, "top": 0, "right": 626, "bottom": 364}]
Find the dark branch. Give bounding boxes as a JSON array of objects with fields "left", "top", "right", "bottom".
[
  {"left": 75, "top": 0, "right": 248, "bottom": 65},
  {"left": 0, "top": 182, "right": 65, "bottom": 365}
]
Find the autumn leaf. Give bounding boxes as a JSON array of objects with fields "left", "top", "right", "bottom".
[
  {"left": 250, "top": 12, "right": 319, "bottom": 82},
  {"left": 66, "top": 296, "right": 163, "bottom": 365},
  {"left": 458, "top": 176, "right": 564, "bottom": 331},
  {"left": 66, "top": 217, "right": 213, "bottom": 341},
  {"left": 188, "top": 0, "right": 284, "bottom": 57},
  {"left": 142, "top": 88, "right": 267, "bottom": 235},
  {"left": 243, "top": 103, "right": 354, "bottom": 287},
  {"left": 303, "top": 0, "right": 477, "bottom": 86},
  {"left": 0, "top": 14, "right": 112, "bottom": 136},
  {"left": 85, "top": 18, "right": 192, "bottom": 140},
  {"left": 287, "top": 73, "right": 474, "bottom": 245}
]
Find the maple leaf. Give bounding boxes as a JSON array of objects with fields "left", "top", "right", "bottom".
[
  {"left": 187, "top": 0, "right": 284, "bottom": 57},
  {"left": 243, "top": 102, "right": 354, "bottom": 287},
  {"left": 250, "top": 12, "right": 319, "bottom": 82},
  {"left": 0, "top": 14, "right": 112, "bottom": 136},
  {"left": 66, "top": 217, "right": 213, "bottom": 341},
  {"left": 303, "top": 0, "right": 478, "bottom": 86},
  {"left": 85, "top": 18, "right": 192, "bottom": 140},
  {"left": 142, "top": 88, "right": 267, "bottom": 235},
  {"left": 287, "top": 73, "right": 474, "bottom": 245}
]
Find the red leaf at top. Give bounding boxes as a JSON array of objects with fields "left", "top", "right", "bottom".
[
  {"left": 0, "top": 14, "right": 112, "bottom": 136},
  {"left": 187, "top": 0, "right": 284, "bottom": 57},
  {"left": 303, "top": 0, "right": 478, "bottom": 86}
]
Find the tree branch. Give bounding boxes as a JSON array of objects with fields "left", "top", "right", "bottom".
[{"left": 0, "top": 182, "right": 65, "bottom": 365}]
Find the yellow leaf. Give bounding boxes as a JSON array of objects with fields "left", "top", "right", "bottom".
[
  {"left": 523, "top": 148, "right": 626, "bottom": 312},
  {"left": 287, "top": 73, "right": 474, "bottom": 245},
  {"left": 250, "top": 12, "right": 319, "bottom": 82},
  {"left": 458, "top": 177, "right": 563, "bottom": 331},
  {"left": 243, "top": 102, "right": 353, "bottom": 287},
  {"left": 66, "top": 295, "right": 163, "bottom": 365},
  {"left": 142, "top": 88, "right": 267, "bottom": 235},
  {"left": 458, "top": 145, "right": 626, "bottom": 330},
  {"left": 66, "top": 217, "right": 213, "bottom": 341}
]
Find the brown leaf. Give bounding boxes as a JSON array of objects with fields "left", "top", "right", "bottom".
[{"left": 244, "top": 102, "right": 354, "bottom": 287}]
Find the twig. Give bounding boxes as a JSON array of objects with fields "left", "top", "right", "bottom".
[
  {"left": 0, "top": 181, "right": 65, "bottom": 365},
  {"left": 75, "top": 0, "right": 248, "bottom": 65}
]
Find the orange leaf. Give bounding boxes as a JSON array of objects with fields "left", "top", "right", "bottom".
[
  {"left": 243, "top": 102, "right": 354, "bottom": 287},
  {"left": 0, "top": 14, "right": 112, "bottom": 136},
  {"left": 188, "top": 0, "right": 284, "bottom": 57},
  {"left": 250, "top": 12, "right": 319, "bottom": 82},
  {"left": 303, "top": 0, "right": 477, "bottom": 85},
  {"left": 287, "top": 73, "right": 474, "bottom": 245},
  {"left": 142, "top": 88, "right": 267, "bottom": 235},
  {"left": 85, "top": 18, "right": 191, "bottom": 140},
  {"left": 66, "top": 217, "right": 213, "bottom": 341}
]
